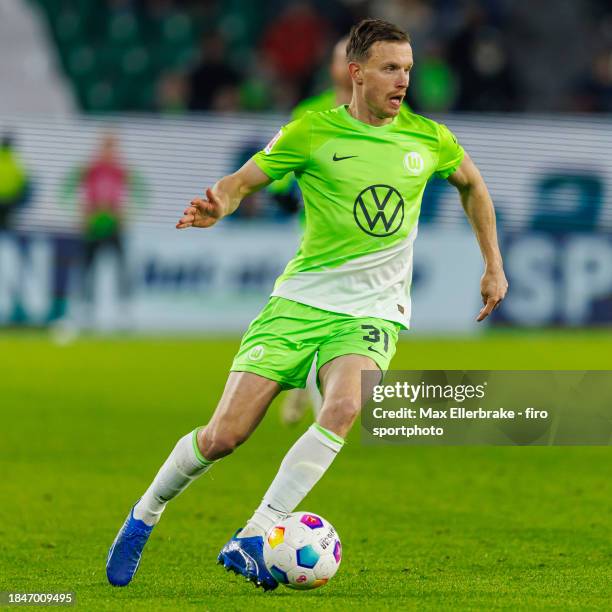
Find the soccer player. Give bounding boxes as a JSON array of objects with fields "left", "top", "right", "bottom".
[
  {"left": 106, "top": 18, "right": 508, "bottom": 590},
  {"left": 275, "top": 34, "right": 412, "bottom": 425}
]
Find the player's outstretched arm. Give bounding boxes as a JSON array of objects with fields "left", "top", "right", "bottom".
[
  {"left": 447, "top": 152, "right": 508, "bottom": 322},
  {"left": 176, "top": 160, "right": 271, "bottom": 229}
]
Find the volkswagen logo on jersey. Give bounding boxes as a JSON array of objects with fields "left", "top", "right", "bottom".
[
  {"left": 353, "top": 184, "right": 404, "bottom": 237},
  {"left": 403, "top": 151, "right": 424, "bottom": 175}
]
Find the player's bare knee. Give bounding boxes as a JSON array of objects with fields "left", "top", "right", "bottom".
[
  {"left": 198, "top": 427, "right": 244, "bottom": 461},
  {"left": 321, "top": 396, "right": 361, "bottom": 427}
]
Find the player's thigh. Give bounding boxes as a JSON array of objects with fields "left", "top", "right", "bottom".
[
  {"left": 317, "top": 354, "right": 380, "bottom": 438},
  {"left": 316, "top": 317, "right": 401, "bottom": 436},
  {"left": 317, "top": 316, "right": 400, "bottom": 389},
  {"left": 201, "top": 371, "right": 281, "bottom": 455}
]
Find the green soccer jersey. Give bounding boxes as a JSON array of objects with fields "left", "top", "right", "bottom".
[
  {"left": 269, "top": 91, "right": 411, "bottom": 197},
  {"left": 252, "top": 105, "right": 464, "bottom": 328},
  {"left": 268, "top": 89, "right": 338, "bottom": 198}
]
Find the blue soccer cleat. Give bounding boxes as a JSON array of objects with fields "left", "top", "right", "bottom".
[
  {"left": 106, "top": 505, "right": 154, "bottom": 586},
  {"left": 217, "top": 530, "right": 278, "bottom": 591}
]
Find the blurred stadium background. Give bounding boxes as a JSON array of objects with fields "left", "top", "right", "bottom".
[
  {"left": 1, "top": 1, "right": 612, "bottom": 608},
  {"left": 0, "top": 0, "right": 611, "bottom": 333}
]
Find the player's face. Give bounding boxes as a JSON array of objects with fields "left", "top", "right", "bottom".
[{"left": 357, "top": 41, "right": 413, "bottom": 118}]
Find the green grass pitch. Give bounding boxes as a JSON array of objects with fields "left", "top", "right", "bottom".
[{"left": 1, "top": 331, "right": 611, "bottom": 610}]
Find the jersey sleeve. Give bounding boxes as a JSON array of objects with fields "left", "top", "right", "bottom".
[
  {"left": 435, "top": 123, "right": 464, "bottom": 179},
  {"left": 252, "top": 114, "right": 311, "bottom": 181}
]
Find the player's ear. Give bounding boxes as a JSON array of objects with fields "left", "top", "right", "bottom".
[{"left": 348, "top": 61, "right": 363, "bottom": 85}]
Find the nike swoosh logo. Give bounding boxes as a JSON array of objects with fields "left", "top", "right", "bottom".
[
  {"left": 367, "top": 346, "right": 385, "bottom": 357},
  {"left": 333, "top": 153, "right": 357, "bottom": 161}
]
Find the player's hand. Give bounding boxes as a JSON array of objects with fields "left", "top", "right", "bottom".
[
  {"left": 176, "top": 188, "right": 224, "bottom": 229},
  {"left": 476, "top": 268, "right": 508, "bottom": 322}
]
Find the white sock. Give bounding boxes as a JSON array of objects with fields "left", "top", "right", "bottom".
[
  {"left": 133, "top": 428, "right": 214, "bottom": 526},
  {"left": 241, "top": 423, "right": 344, "bottom": 537}
]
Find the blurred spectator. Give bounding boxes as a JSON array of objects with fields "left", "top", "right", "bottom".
[
  {"left": 0, "top": 134, "right": 31, "bottom": 232},
  {"left": 60, "top": 133, "right": 146, "bottom": 321},
  {"left": 573, "top": 48, "right": 612, "bottom": 112},
  {"left": 448, "top": 7, "right": 519, "bottom": 111},
  {"left": 260, "top": 1, "right": 330, "bottom": 99},
  {"left": 409, "top": 42, "right": 457, "bottom": 112},
  {"left": 156, "top": 70, "right": 189, "bottom": 114},
  {"left": 188, "top": 32, "right": 241, "bottom": 111}
]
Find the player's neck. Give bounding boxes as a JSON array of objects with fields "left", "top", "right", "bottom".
[
  {"left": 334, "top": 87, "right": 352, "bottom": 107},
  {"left": 346, "top": 99, "right": 393, "bottom": 127}
]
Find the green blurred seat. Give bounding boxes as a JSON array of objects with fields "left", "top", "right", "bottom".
[
  {"left": 95, "top": 43, "right": 129, "bottom": 77},
  {"left": 107, "top": 75, "right": 153, "bottom": 111},
  {"left": 161, "top": 11, "right": 194, "bottom": 46},
  {"left": 107, "top": 11, "right": 140, "bottom": 46},
  {"left": 67, "top": 44, "right": 96, "bottom": 79},
  {"left": 153, "top": 42, "right": 196, "bottom": 72},
  {"left": 121, "top": 46, "right": 151, "bottom": 77},
  {"left": 85, "top": 79, "right": 118, "bottom": 112},
  {"left": 54, "top": 9, "right": 85, "bottom": 45}
]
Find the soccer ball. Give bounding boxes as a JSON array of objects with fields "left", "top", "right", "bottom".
[{"left": 263, "top": 512, "right": 342, "bottom": 590}]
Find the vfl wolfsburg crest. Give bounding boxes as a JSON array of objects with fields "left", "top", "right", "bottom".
[
  {"left": 248, "top": 345, "right": 265, "bottom": 361},
  {"left": 353, "top": 184, "right": 404, "bottom": 237},
  {"left": 403, "top": 152, "right": 424, "bottom": 175}
]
